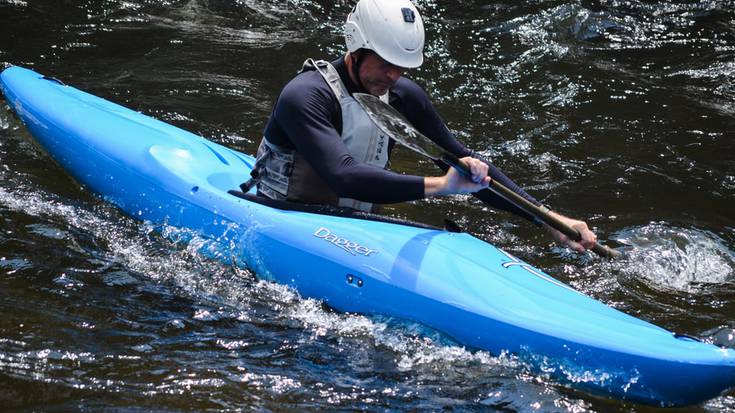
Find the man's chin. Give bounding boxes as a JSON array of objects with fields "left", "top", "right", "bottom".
[{"left": 369, "top": 87, "right": 389, "bottom": 96}]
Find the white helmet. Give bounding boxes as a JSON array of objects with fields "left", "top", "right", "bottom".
[{"left": 344, "top": 0, "right": 425, "bottom": 69}]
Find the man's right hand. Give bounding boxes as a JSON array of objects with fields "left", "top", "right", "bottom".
[{"left": 425, "top": 156, "right": 491, "bottom": 196}]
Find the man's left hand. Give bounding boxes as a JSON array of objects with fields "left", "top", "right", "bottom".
[{"left": 544, "top": 213, "right": 597, "bottom": 253}]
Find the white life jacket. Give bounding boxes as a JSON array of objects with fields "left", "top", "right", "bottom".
[{"left": 253, "top": 58, "right": 390, "bottom": 212}]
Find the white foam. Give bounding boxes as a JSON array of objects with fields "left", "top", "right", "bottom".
[{"left": 614, "top": 222, "right": 735, "bottom": 292}]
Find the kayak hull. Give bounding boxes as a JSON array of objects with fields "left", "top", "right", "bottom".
[{"left": 2, "top": 66, "right": 734, "bottom": 406}]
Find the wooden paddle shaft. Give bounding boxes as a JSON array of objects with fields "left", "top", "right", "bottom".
[
  {"left": 488, "top": 180, "right": 621, "bottom": 258},
  {"left": 441, "top": 153, "right": 621, "bottom": 259}
]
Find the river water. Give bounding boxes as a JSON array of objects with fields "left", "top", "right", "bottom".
[{"left": 0, "top": 0, "right": 734, "bottom": 411}]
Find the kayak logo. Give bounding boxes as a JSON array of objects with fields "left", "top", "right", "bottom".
[
  {"left": 313, "top": 227, "right": 377, "bottom": 257},
  {"left": 499, "top": 250, "right": 579, "bottom": 294}
]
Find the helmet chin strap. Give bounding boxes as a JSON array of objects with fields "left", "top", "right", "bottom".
[{"left": 349, "top": 50, "right": 368, "bottom": 94}]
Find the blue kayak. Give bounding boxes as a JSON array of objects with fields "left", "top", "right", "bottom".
[{"left": 2, "top": 65, "right": 734, "bottom": 406}]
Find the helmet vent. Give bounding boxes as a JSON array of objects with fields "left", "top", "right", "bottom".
[{"left": 401, "top": 8, "right": 415, "bottom": 23}]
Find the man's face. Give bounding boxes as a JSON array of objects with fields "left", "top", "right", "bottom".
[{"left": 357, "top": 51, "right": 406, "bottom": 96}]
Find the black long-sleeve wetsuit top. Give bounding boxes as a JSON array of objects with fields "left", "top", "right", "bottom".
[{"left": 262, "top": 56, "right": 541, "bottom": 221}]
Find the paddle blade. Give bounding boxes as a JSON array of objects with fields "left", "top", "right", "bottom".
[{"left": 353, "top": 93, "right": 444, "bottom": 160}]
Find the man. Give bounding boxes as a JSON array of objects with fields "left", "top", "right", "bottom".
[{"left": 251, "top": 0, "right": 596, "bottom": 253}]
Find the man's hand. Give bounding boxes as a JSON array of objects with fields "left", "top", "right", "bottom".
[
  {"left": 544, "top": 212, "right": 598, "bottom": 253},
  {"left": 425, "top": 156, "right": 491, "bottom": 196}
]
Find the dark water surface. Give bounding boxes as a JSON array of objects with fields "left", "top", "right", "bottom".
[{"left": 1, "top": 0, "right": 734, "bottom": 411}]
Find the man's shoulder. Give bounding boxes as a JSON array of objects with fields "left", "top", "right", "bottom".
[
  {"left": 394, "top": 76, "right": 430, "bottom": 99},
  {"left": 273, "top": 65, "right": 338, "bottom": 122},
  {"left": 392, "top": 76, "right": 431, "bottom": 108},
  {"left": 280, "top": 68, "right": 334, "bottom": 104}
]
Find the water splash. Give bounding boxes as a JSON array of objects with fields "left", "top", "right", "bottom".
[
  {"left": 520, "top": 347, "right": 642, "bottom": 402},
  {"left": 0, "top": 0, "right": 28, "bottom": 6},
  {"left": 0, "top": 169, "right": 574, "bottom": 408},
  {"left": 614, "top": 222, "right": 735, "bottom": 292}
]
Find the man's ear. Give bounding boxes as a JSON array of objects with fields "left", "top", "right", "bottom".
[{"left": 350, "top": 50, "right": 363, "bottom": 63}]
